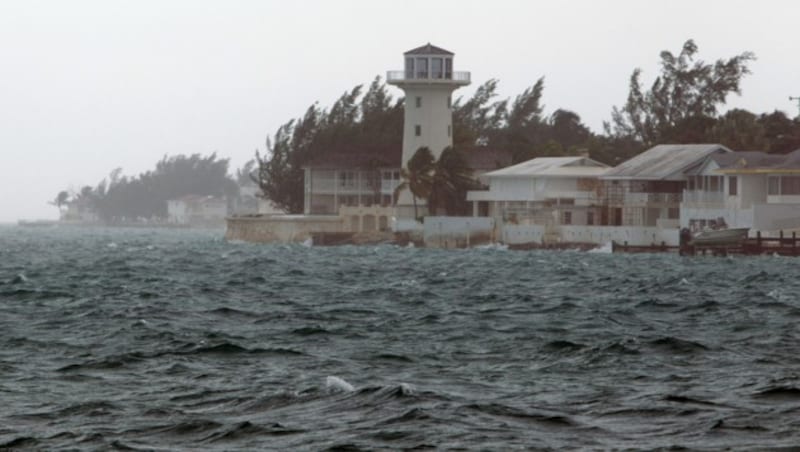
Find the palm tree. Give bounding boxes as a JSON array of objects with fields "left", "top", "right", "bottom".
[
  {"left": 52, "top": 190, "right": 69, "bottom": 210},
  {"left": 429, "top": 146, "right": 476, "bottom": 216},
  {"left": 394, "top": 147, "right": 435, "bottom": 221}
]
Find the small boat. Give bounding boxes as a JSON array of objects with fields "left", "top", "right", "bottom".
[{"left": 690, "top": 227, "right": 749, "bottom": 247}]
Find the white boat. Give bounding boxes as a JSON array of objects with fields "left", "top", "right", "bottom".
[{"left": 690, "top": 227, "right": 749, "bottom": 246}]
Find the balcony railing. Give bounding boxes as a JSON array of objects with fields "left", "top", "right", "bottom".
[
  {"left": 386, "top": 70, "right": 471, "bottom": 83},
  {"left": 682, "top": 190, "right": 724, "bottom": 205},
  {"left": 623, "top": 192, "right": 682, "bottom": 204}
]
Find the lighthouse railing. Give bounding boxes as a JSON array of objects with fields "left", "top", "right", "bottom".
[{"left": 386, "top": 70, "right": 470, "bottom": 83}]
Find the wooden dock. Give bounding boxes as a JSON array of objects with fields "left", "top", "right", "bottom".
[{"left": 612, "top": 231, "right": 800, "bottom": 256}]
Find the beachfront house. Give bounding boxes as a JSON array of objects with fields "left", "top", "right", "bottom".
[
  {"left": 466, "top": 155, "right": 609, "bottom": 226},
  {"left": 167, "top": 195, "right": 228, "bottom": 226},
  {"left": 681, "top": 149, "right": 800, "bottom": 233},
  {"left": 302, "top": 151, "right": 401, "bottom": 216},
  {"left": 599, "top": 144, "right": 732, "bottom": 228}
]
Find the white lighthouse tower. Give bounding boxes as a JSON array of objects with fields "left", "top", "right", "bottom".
[{"left": 387, "top": 43, "right": 470, "bottom": 221}]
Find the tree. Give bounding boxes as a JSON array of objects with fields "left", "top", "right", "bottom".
[
  {"left": 52, "top": 190, "right": 69, "bottom": 210},
  {"left": 758, "top": 110, "right": 800, "bottom": 153},
  {"left": 549, "top": 109, "right": 591, "bottom": 150},
  {"left": 428, "top": 146, "right": 476, "bottom": 216},
  {"left": 394, "top": 147, "right": 435, "bottom": 221},
  {"left": 237, "top": 159, "right": 257, "bottom": 186},
  {"left": 705, "top": 109, "right": 767, "bottom": 150},
  {"left": 452, "top": 79, "right": 507, "bottom": 147},
  {"left": 609, "top": 39, "right": 755, "bottom": 146},
  {"left": 253, "top": 78, "right": 404, "bottom": 213}
]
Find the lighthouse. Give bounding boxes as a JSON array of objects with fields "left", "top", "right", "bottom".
[{"left": 387, "top": 43, "right": 470, "bottom": 220}]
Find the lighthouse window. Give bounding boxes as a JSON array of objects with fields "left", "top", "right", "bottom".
[
  {"left": 405, "top": 57, "right": 414, "bottom": 78},
  {"left": 445, "top": 58, "right": 452, "bottom": 78},
  {"left": 415, "top": 125, "right": 421, "bottom": 136},
  {"left": 431, "top": 58, "right": 443, "bottom": 79},
  {"left": 416, "top": 58, "right": 428, "bottom": 78},
  {"left": 415, "top": 96, "right": 421, "bottom": 108}
]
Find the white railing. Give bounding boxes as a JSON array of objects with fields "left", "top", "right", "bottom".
[
  {"left": 381, "top": 180, "right": 400, "bottom": 195},
  {"left": 386, "top": 70, "right": 471, "bottom": 83},
  {"left": 624, "top": 192, "right": 682, "bottom": 204},
  {"left": 682, "top": 190, "right": 724, "bottom": 205}
]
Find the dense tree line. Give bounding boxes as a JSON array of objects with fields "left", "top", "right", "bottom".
[
  {"left": 56, "top": 153, "right": 239, "bottom": 223},
  {"left": 254, "top": 40, "right": 800, "bottom": 215}
]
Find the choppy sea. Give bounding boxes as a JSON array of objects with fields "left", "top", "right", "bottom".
[{"left": 1, "top": 225, "right": 800, "bottom": 450}]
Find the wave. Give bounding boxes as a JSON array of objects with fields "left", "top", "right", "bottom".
[
  {"left": 647, "top": 337, "right": 709, "bottom": 354},
  {"left": 753, "top": 386, "right": 800, "bottom": 400},
  {"left": 463, "top": 403, "right": 577, "bottom": 427}
]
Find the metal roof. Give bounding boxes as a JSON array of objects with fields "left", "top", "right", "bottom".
[
  {"left": 601, "top": 144, "right": 732, "bottom": 181},
  {"left": 404, "top": 43, "right": 454, "bottom": 55},
  {"left": 484, "top": 156, "right": 609, "bottom": 178},
  {"left": 713, "top": 149, "right": 800, "bottom": 173}
]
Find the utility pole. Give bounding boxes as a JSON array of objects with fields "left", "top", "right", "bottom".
[{"left": 790, "top": 96, "right": 800, "bottom": 118}]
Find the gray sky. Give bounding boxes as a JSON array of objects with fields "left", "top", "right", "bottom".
[{"left": 2, "top": 0, "right": 798, "bottom": 223}]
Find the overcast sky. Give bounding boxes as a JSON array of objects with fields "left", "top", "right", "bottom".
[{"left": 2, "top": 0, "right": 798, "bottom": 223}]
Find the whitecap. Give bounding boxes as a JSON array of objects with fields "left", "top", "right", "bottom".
[
  {"left": 588, "top": 242, "right": 613, "bottom": 254},
  {"left": 398, "top": 382, "right": 415, "bottom": 395},
  {"left": 475, "top": 242, "right": 508, "bottom": 251},
  {"left": 107, "top": 242, "right": 118, "bottom": 249},
  {"left": 325, "top": 376, "right": 355, "bottom": 393},
  {"left": 301, "top": 238, "right": 313, "bottom": 247}
]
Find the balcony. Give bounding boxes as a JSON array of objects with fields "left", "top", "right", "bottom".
[{"left": 386, "top": 70, "right": 471, "bottom": 85}]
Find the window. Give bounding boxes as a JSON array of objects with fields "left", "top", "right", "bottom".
[
  {"left": 709, "top": 176, "right": 720, "bottom": 192},
  {"left": 415, "top": 125, "right": 421, "bottom": 136},
  {"left": 415, "top": 96, "right": 421, "bottom": 108},
  {"left": 563, "top": 211, "right": 572, "bottom": 225},
  {"left": 415, "top": 57, "right": 428, "bottom": 78},
  {"left": 728, "top": 176, "right": 738, "bottom": 196},
  {"left": 768, "top": 176, "right": 780, "bottom": 195},
  {"left": 405, "top": 57, "right": 414, "bottom": 78},
  {"left": 431, "top": 58, "right": 443, "bottom": 78},
  {"left": 339, "top": 171, "right": 356, "bottom": 188},
  {"left": 445, "top": 58, "right": 452, "bottom": 78},
  {"left": 783, "top": 176, "right": 800, "bottom": 195}
]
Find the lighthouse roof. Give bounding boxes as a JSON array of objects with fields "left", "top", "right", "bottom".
[{"left": 404, "top": 43, "right": 454, "bottom": 56}]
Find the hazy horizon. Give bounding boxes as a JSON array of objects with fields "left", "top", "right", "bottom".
[{"left": 2, "top": 0, "right": 799, "bottom": 223}]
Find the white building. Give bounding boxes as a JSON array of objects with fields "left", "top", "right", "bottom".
[
  {"left": 466, "top": 156, "right": 609, "bottom": 227},
  {"left": 302, "top": 152, "right": 401, "bottom": 215},
  {"left": 387, "top": 43, "right": 470, "bottom": 221},
  {"left": 600, "top": 144, "right": 732, "bottom": 228},
  {"left": 681, "top": 150, "right": 800, "bottom": 233},
  {"left": 167, "top": 195, "right": 227, "bottom": 226}
]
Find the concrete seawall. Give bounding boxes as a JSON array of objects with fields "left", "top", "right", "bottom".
[{"left": 225, "top": 215, "right": 344, "bottom": 243}]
